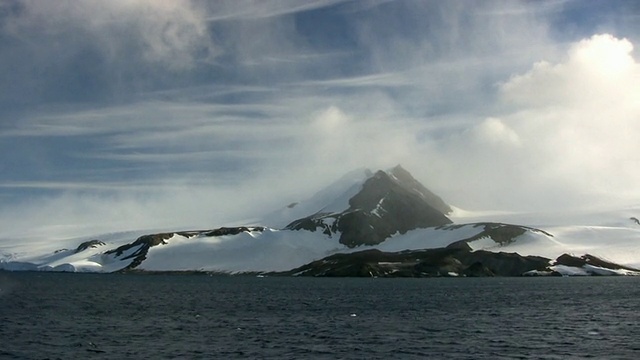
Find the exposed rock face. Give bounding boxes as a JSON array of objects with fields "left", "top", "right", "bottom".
[
  {"left": 105, "top": 233, "right": 176, "bottom": 270},
  {"left": 275, "top": 247, "right": 640, "bottom": 278},
  {"left": 554, "top": 253, "right": 640, "bottom": 272},
  {"left": 106, "top": 227, "right": 265, "bottom": 271},
  {"left": 204, "top": 226, "right": 265, "bottom": 237},
  {"left": 7, "top": 166, "right": 640, "bottom": 275},
  {"left": 444, "top": 222, "right": 554, "bottom": 249},
  {"left": 276, "top": 247, "right": 551, "bottom": 277},
  {"left": 452, "top": 251, "right": 551, "bottom": 276},
  {"left": 74, "top": 240, "right": 106, "bottom": 253},
  {"left": 387, "top": 165, "right": 452, "bottom": 215},
  {"left": 462, "top": 262, "right": 495, "bottom": 277},
  {"left": 286, "top": 165, "right": 452, "bottom": 247}
]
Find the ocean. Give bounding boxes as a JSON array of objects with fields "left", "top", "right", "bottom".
[{"left": 1, "top": 273, "right": 639, "bottom": 359}]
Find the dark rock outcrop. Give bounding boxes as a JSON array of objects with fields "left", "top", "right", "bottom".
[
  {"left": 286, "top": 166, "right": 452, "bottom": 247},
  {"left": 444, "top": 222, "right": 553, "bottom": 248},
  {"left": 554, "top": 253, "right": 640, "bottom": 272},
  {"left": 275, "top": 247, "right": 639, "bottom": 278},
  {"left": 75, "top": 240, "right": 106, "bottom": 253},
  {"left": 275, "top": 247, "right": 552, "bottom": 277},
  {"left": 462, "top": 262, "right": 495, "bottom": 277},
  {"left": 387, "top": 165, "right": 452, "bottom": 215},
  {"left": 454, "top": 250, "right": 551, "bottom": 276},
  {"left": 108, "top": 227, "right": 265, "bottom": 271},
  {"left": 204, "top": 226, "right": 265, "bottom": 237},
  {"left": 105, "top": 233, "right": 175, "bottom": 270}
]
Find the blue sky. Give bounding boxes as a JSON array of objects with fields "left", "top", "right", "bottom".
[{"left": 1, "top": 0, "right": 640, "bottom": 240}]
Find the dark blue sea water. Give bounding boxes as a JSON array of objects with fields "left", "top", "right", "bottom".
[{"left": 1, "top": 273, "right": 639, "bottom": 359}]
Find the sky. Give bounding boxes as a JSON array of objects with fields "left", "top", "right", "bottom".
[{"left": 1, "top": 0, "right": 640, "bottom": 242}]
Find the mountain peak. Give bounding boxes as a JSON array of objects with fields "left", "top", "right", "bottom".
[
  {"left": 386, "top": 164, "right": 452, "bottom": 215},
  {"left": 286, "top": 165, "right": 452, "bottom": 247}
]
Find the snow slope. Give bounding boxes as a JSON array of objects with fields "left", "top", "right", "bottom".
[
  {"left": 259, "top": 168, "right": 371, "bottom": 228},
  {"left": 3, "top": 213, "right": 639, "bottom": 273},
  {"left": 137, "top": 229, "right": 340, "bottom": 273},
  {"left": 449, "top": 206, "right": 640, "bottom": 268},
  {"left": 2, "top": 166, "right": 640, "bottom": 273}
]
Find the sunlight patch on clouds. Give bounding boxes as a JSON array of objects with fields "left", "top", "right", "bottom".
[
  {"left": 304, "top": 105, "right": 417, "bottom": 175},
  {"left": 471, "top": 118, "right": 521, "bottom": 148},
  {"left": 501, "top": 34, "right": 638, "bottom": 107},
  {"left": 312, "top": 106, "right": 349, "bottom": 133},
  {"left": 441, "top": 33, "right": 640, "bottom": 209}
]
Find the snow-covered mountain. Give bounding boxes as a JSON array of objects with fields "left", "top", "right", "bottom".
[
  {"left": 285, "top": 165, "right": 452, "bottom": 247},
  {"left": 2, "top": 165, "right": 640, "bottom": 276}
]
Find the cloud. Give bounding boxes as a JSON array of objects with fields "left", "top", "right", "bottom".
[
  {"left": 2, "top": 2, "right": 640, "bottom": 245},
  {"left": 423, "top": 33, "right": 640, "bottom": 210},
  {"left": 3, "top": 0, "right": 213, "bottom": 70},
  {"left": 6, "top": 33, "right": 639, "bottom": 232},
  {"left": 501, "top": 34, "right": 637, "bottom": 107},
  {"left": 203, "top": 0, "right": 350, "bottom": 21},
  {"left": 303, "top": 105, "right": 417, "bottom": 173},
  {"left": 468, "top": 118, "right": 521, "bottom": 148},
  {"left": 0, "top": 0, "right": 215, "bottom": 108}
]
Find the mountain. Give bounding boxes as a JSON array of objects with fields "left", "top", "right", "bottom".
[
  {"left": 1, "top": 165, "right": 639, "bottom": 276},
  {"left": 285, "top": 165, "right": 452, "bottom": 247}
]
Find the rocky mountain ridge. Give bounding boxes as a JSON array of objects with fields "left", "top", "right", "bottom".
[
  {"left": 285, "top": 165, "right": 452, "bottom": 247},
  {"left": 1, "top": 165, "right": 639, "bottom": 276}
]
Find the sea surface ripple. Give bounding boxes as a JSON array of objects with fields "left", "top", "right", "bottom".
[{"left": 1, "top": 273, "right": 639, "bottom": 359}]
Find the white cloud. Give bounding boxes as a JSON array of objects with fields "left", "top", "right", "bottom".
[
  {"left": 2, "top": 2, "right": 640, "bottom": 245},
  {"left": 427, "top": 33, "right": 640, "bottom": 210},
  {"left": 204, "top": 0, "right": 349, "bottom": 21},
  {"left": 6, "top": 33, "right": 639, "bottom": 235},
  {"left": 469, "top": 118, "right": 521, "bottom": 147},
  {"left": 312, "top": 106, "right": 350, "bottom": 133},
  {"left": 3, "top": 0, "right": 214, "bottom": 71},
  {"left": 501, "top": 34, "right": 638, "bottom": 107}
]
